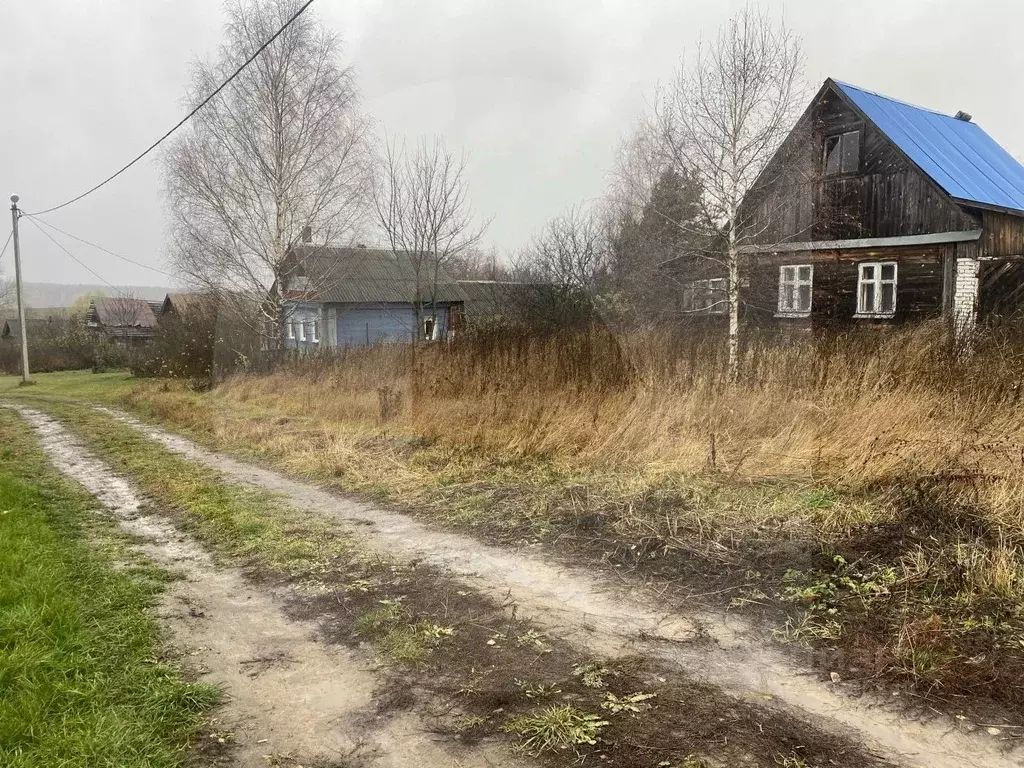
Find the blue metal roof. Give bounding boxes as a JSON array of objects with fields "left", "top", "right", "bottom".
[{"left": 834, "top": 80, "right": 1024, "bottom": 213}]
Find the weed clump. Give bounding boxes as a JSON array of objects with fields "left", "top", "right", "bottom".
[{"left": 503, "top": 705, "right": 609, "bottom": 755}]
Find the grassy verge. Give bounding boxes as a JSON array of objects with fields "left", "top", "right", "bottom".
[
  {"left": 0, "top": 408, "right": 218, "bottom": 768},
  {"left": 9, "top": 397, "right": 882, "bottom": 768}
]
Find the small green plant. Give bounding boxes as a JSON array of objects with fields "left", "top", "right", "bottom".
[
  {"left": 516, "top": 629, "right": 547, "bottom": 648},
  {"left": 453, "top": 715, "right": 487, "bottom": 732},
  {"left": 771, "top": 613, "right": 843, "bottom": 644},
  {"left": 355, "top": 601, "right": 453, "bottom": 664},
  {"left": 355, "top": 599, "right": 406, "bottom": 634},
  {"left": 417, "top": 621, "right": 455, "bottom": 643},
  {"left": 600, "top": 691, "right": 656, "bottom": 714},
  {"left": 503, "top": 705, "right": 609, "bottom": 755},
  {"left": 514, "top": 679, "right": 562, "bottom": 699},
  {"left": 572, "top": 662, "right": 611, "bottom": 689}
]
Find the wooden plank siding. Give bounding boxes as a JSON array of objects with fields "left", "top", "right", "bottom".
[
  {"left": 741, "top": 86, "right": 979, "bottom": 246},
  {"left": 980, "top": 210, "right": 1024, "bottom": 257}
]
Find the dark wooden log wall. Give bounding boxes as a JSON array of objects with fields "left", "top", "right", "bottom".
[{"left": 664, "top": 246, "right": 944, "bottom": 331}]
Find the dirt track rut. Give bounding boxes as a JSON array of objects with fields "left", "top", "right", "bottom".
[
  {"left": 9, "top": 405, "right": 519, "bottom": 768},
  {"left": 82, "top": 405, "right": 1024, "bottom": 768}
]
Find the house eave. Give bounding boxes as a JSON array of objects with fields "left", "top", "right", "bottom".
[
  {"left": 954, "top": 199, "right": 1024, "bottom": 218},
  {"left": 738, "top": 230, "right": 982, "bottom": 254}
]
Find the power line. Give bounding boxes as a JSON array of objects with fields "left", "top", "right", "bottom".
[
  {"left": 29, "top": 0, "right": 317, "bottom": 216},
  {"left": 23, "top": 215, "right": 127, "bottom": 296},
  {"left": 25, "top": 214, "right": 175, "bottom": 278},
  {"left": 0, "top": 230, "right": 12, "bottom": 263}
]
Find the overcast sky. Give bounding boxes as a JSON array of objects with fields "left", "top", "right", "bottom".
[{"left": 1, "top": 0, "right": 1022, "bottom": 288}]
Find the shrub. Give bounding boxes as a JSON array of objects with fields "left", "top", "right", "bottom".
[{"left": 131, "top": 304, "right": 218, "bottom": 382}]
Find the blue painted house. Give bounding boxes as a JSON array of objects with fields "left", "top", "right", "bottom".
[{"left": 280, "top": 246, "right": 468, "bottom": 349}]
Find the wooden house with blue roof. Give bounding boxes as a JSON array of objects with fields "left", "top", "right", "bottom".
[{"left": 672, "top": 78, "right": 1024, "bottom": 336}]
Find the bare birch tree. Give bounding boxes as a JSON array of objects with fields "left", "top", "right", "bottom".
[
  {"left": 372, "top": 136, "right": 487, "bottom": 341},
  {"left": 651, "top": 4, "right": 804, "bottom": 379},
  {"left": 525, "top": 204, "right": 609, "bottom": 294},
  {"left": 163, "top": 0, "right": 371, "bottom": 346}
]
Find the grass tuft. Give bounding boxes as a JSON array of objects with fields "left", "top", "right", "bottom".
[{"left": 503, "top": 705, "right": 610, "bottom": 755}]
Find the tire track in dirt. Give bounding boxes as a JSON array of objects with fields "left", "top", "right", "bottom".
[
  {"left": 87, "top": 404, "right": 1024, "bottom": 768},
  {"left": 8, "top": 405, "right": 521, "bottom": 768}
]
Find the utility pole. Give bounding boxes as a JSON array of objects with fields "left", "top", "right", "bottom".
[{"left": 10, "top": 194, "right": 30, "bottom": 384}]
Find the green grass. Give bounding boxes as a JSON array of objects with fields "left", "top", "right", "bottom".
[
  {"left": 15, "top": 398, "right": 352, "bottom": 576},
  {"left": 0, "top": 370, "right": 137, "bottom": 401},
  {"left": 0, "top": 409, "right": 219, "bottom": 768}
]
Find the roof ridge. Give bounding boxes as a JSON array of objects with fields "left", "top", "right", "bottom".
[{"left": 832, "top": 79, "right": 955, "bottom": 120}]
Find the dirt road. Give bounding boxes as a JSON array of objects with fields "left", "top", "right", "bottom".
[
  {"left": 10, "top": 401, "right": 1023, "bottom": 768},
  {"left": 10, "top": 405, "right": 519, "bottom": 768}
]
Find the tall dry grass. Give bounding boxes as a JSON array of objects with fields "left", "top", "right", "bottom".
[{"left": 219, "top": 323, "right": 1024, "bottom": 536}]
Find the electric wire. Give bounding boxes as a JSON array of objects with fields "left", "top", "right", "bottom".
[
  {"left": 0, "top": 230, "right": 12, "bottom": 263},
  {"left": 24, "top": 215, "right": 128, "bottom": 296},
  {"left": 25, "top": 214, "right": 175, "bottom": 278},
  {"left": 29, "top": 0, "right": 317, "bottom": 215}
]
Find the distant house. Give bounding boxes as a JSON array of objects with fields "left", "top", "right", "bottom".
[
  {"left": 86, "top": 297, "right": 159, "bottom": 345},
  {"left": 161, "top": 293, "right": 197, "bottom": 316},
  {"left": 1, "top": 318, "right": 47, "bottom": 341},
  {"left": 280, "top": 246, "right": 468, "bottom": 348},
  {"left": 666, "top": 78, "right": 1024, "bottom": 336}
]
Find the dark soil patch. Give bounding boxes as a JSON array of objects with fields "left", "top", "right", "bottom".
[
  {"left": 359, "top": 473, "right": 1024, "bottom": 733},
  {"left": 278, "top": 554, "right": 889, "bottom": 768}
]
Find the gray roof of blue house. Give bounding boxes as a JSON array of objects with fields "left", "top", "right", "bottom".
[
  {"left": 835, "top": 80, "right": 1024, "bottom": 214},
  {"left": 288, "top": 247, "right": 467, "bottom": 304}
]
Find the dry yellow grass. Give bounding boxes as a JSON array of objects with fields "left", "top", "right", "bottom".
[{"left": 200, "top": 323, "right": 1024, "bottom": 542}]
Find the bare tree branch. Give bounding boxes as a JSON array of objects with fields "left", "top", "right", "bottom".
[
  {"left": 372, "top": 135, "right": 488, "bottom": 339},
  {"left": 163, "top": 0, "right": 372, "bottom": 345}
]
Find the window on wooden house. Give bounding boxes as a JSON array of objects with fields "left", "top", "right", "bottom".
[
  {"left": 856, "top": 262, "right": 897, "bottom": 316},
  {"left": 681, "top": 278, "right": 728, "bottom": 314},
  {"left": 422, "top": 317, "right": 436, "bottom": 340},
  {"left": 778, "top": 265, "right": 813, "bottom": 316},
  {"left": 311, "top": 321, "right": 320, "bottom": 344},
  {"left": 297, "top": 321, "right": 306, "bottom": 342},
  {"left": 823, "top": 130, "right": 860, "bottom": 176},
  {"left": 285, "top": 321, "right": 295, "bottom": 340}
]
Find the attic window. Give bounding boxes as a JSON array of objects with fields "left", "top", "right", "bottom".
[{"left": 823, "top": 130, "right": 860, "bottom": 176}]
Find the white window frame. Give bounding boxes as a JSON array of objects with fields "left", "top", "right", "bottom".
[
  {"left": 311, "top": 320, "right": 320, "bottom": 344},
  {"left": 297, "top": 321, "right": 306, "bottom": 342},
  {"left": 285, "top": 321, "right": 295, "bottom": 340},
  {"left": 856, "top": 261, "right": 898, "bottom": 317},
  {"left": 777, "top": 264, "right": 813, "bottom": 317},
  {"left": 682, "top": 278, "right": 728, "bottom": 315}
]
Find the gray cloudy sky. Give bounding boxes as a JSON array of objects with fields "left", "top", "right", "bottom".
[{"left": 1, "top": 0, "right": 1022, "bottom": 288}]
